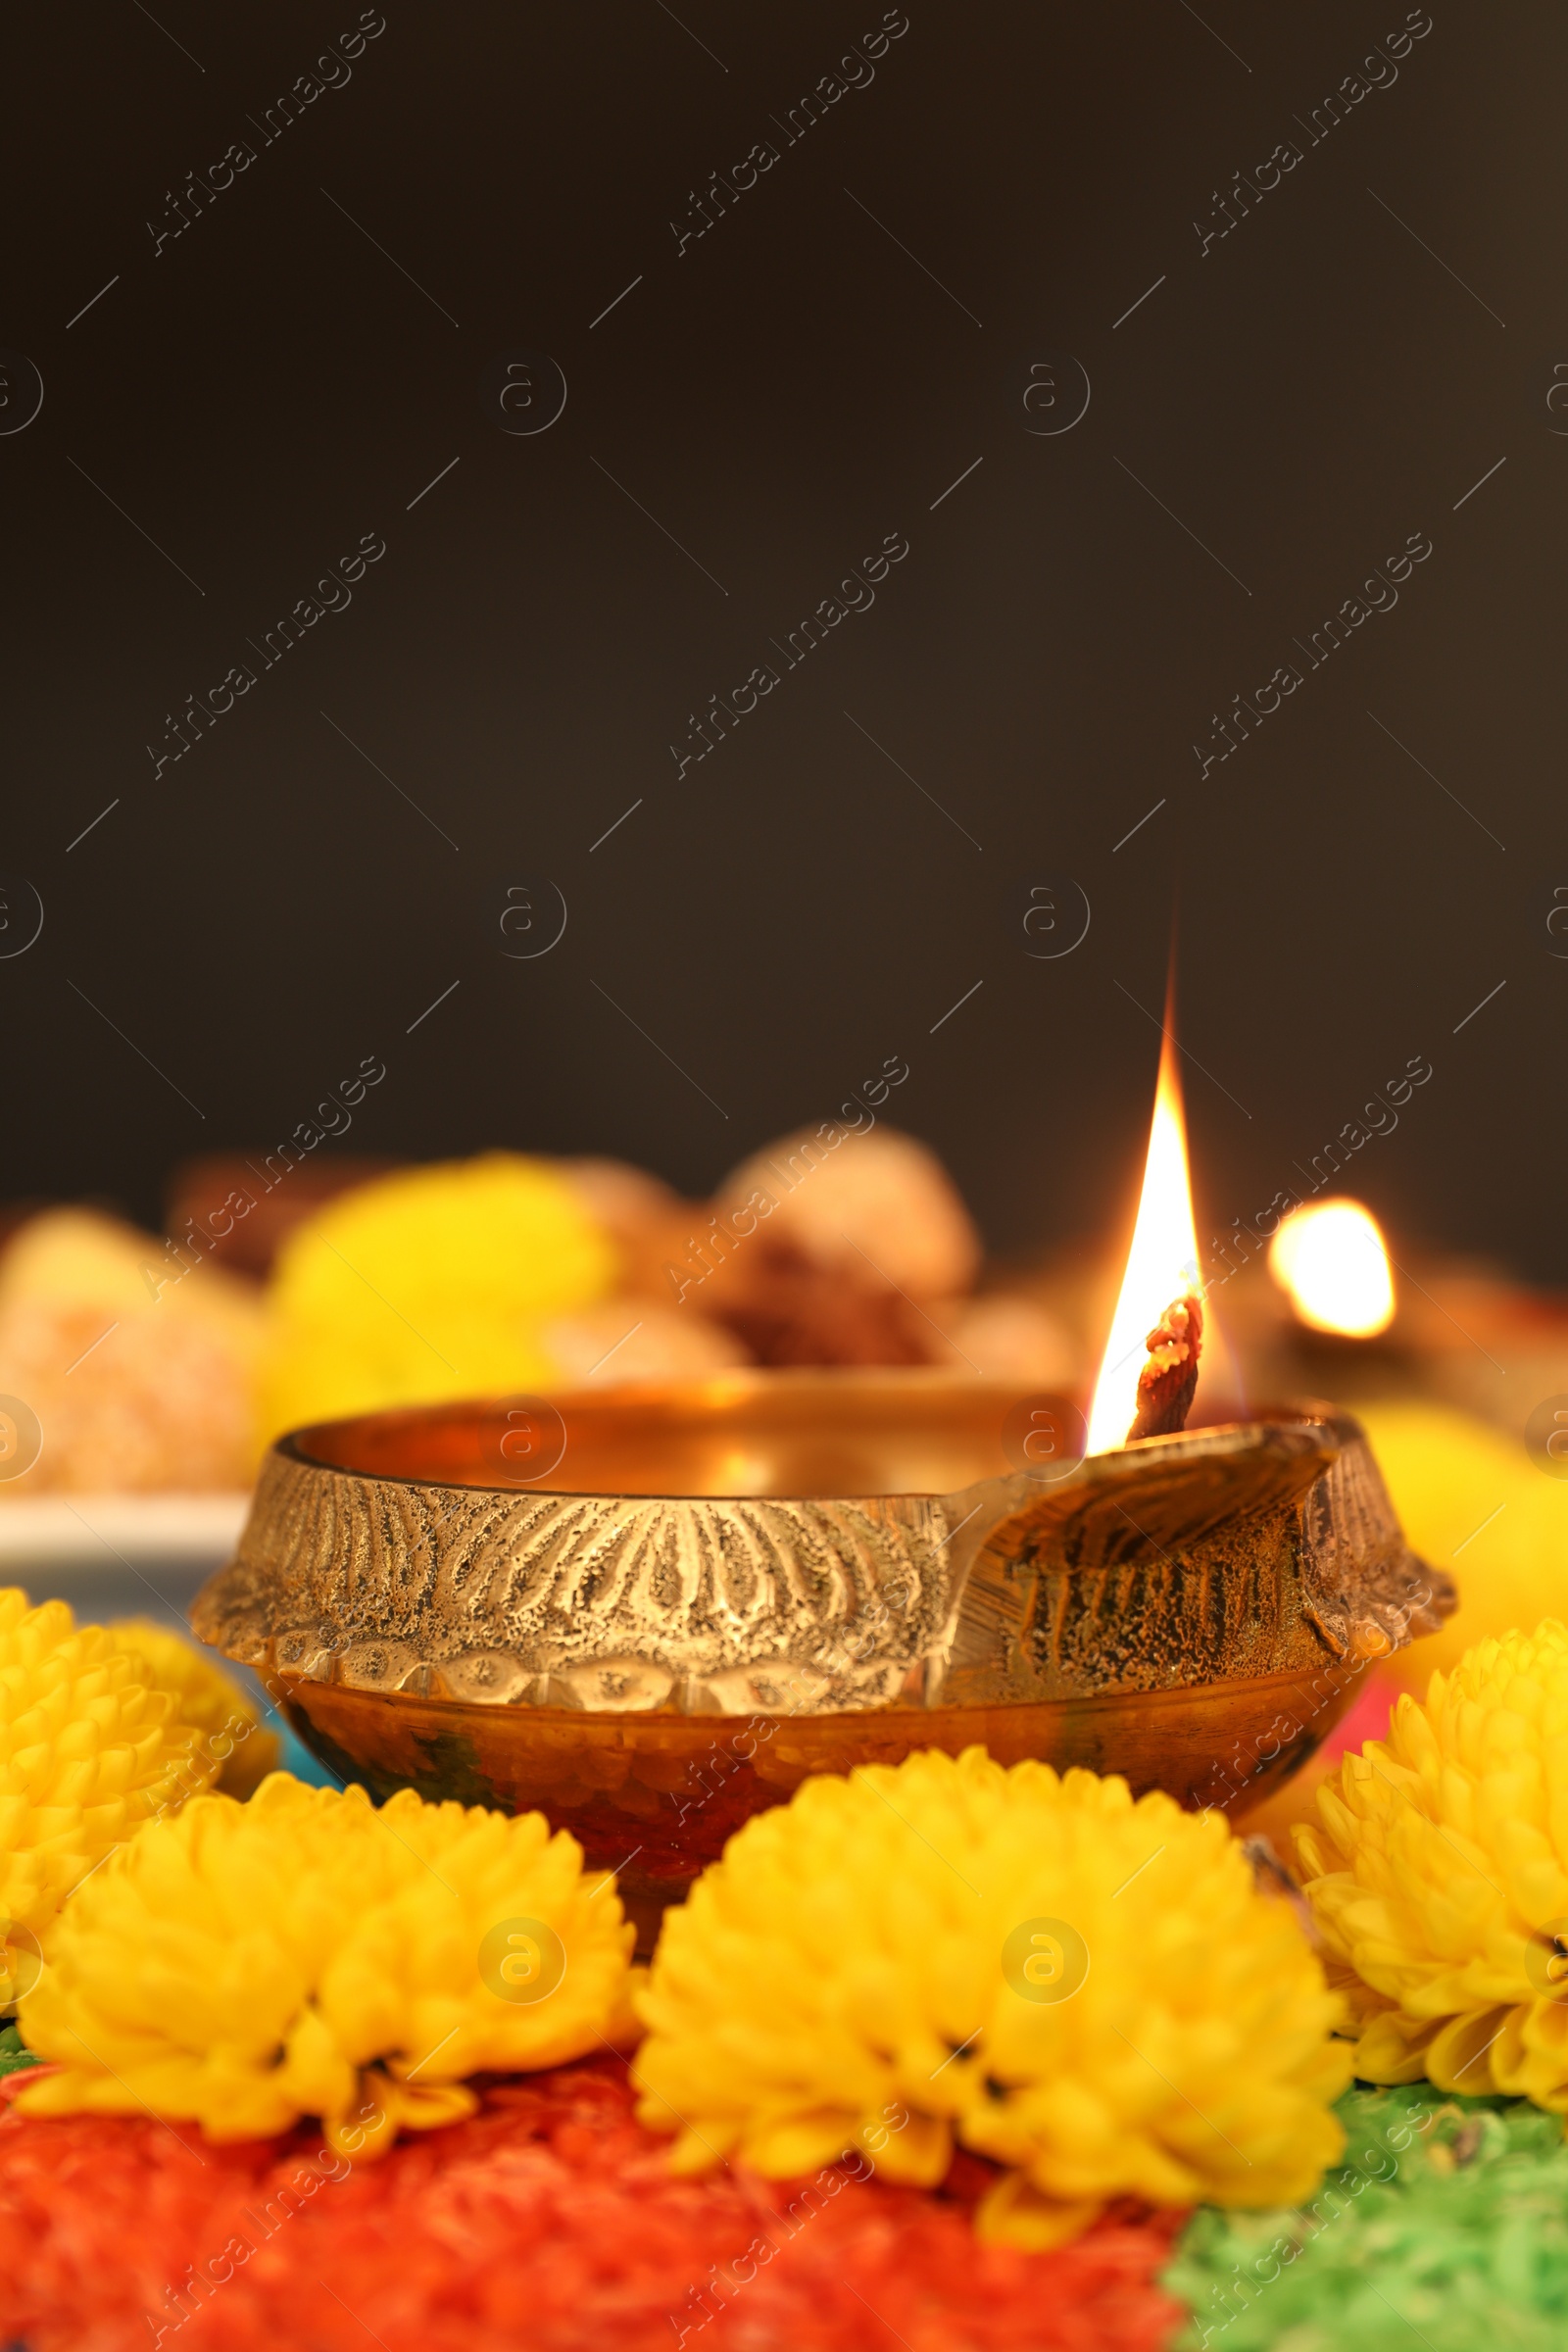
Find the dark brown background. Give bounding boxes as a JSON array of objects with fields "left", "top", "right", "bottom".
[{"left": 2, "top": 2, "right": 1558, "bottom": 1276}]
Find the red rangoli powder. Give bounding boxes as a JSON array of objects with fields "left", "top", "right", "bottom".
[{"left": 0, "top": 2059, "right": 1187, "bottom": 2351}]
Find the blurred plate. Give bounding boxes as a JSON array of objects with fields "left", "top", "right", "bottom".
[
  {"left": 0, "top": 1491, "right": 336, "bottom": 1788},
  {"left": 0, "top": 1494, "right": 249, "bottom": 1573},
  {"left": 0, "top": 1494, "right": 249, "bottom": 1623}
]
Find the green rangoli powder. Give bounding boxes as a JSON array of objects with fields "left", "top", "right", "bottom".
[{"left": 1165, "top": 2083, "right": 1568, "bottom": 2350}]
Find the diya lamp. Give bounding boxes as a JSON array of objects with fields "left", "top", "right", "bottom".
[
  {"left": 1221, "top": 1192, "right": 1430, "bottom": 1412},
  {"left": 194, "top": 1021, "right": 1453, "bottom": 1946}
]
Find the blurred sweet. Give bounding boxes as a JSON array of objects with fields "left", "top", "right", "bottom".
[
  {"left": 540, "top": 1298, "right": 749, "bottom": 1385},
  {"left": 924, "top": 1293, "right": 1080, "bottom": 1383},
  {"left": 169, "top": 1152, "right": 396, "bottom": 1278},
  {"left": 689, "top": 1236, "right": 937, "bottom": 1365},
  {"left": 0, "top": 1587, "right": 219, "bottom": 2003},
  {"left": 715, "top": 1125, "right": 980, "bottom": 1298},
  {"left": 1353, "top": 1399, "right": 1568, "bottom": 1690},
  {"left": 18, "top": 1776, "right": 636, "bottom": 2158},
  {"left": 1295, "top": 1619, "right": 1568, "bottom": 2114},
  {"left": 258, "top": 1152, "right": 617, "bottom": 1438},
  {"left": 1427, "top": 1294, "right": 1568, "bottom": 1435},
  {"left": 634, "top": 1746, "right": 1348, "bottom": 2248},
  {"left": 0, "top": 1207, "right": 264, "bottom": 1494},
  {"left": 554, "top": 1156, "right": 694, "bottom": 1297},
  {"left": 108, "top": 1617, "right": 278, "bottom": 1797},
  {"left": 686, "top": 1125, "right": 985, "bottom": 1366}
]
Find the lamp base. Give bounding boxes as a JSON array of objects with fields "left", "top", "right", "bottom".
[{"left": 280, "top": 1657, "right": 1362, "bottom": 1954}]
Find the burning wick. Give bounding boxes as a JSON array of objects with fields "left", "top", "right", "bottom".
[
  {"left": 1086, "top": 992, "right": 1203, "bottom": 1455},
  {"left": 1126, "top": 1292, "right": 1204, "bottom": 1444}
]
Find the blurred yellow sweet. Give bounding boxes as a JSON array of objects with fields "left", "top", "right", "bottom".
[
  {"left": 108, "top": 1619, "right": 278, "bottom": 1798},
  {"left": 1356, "top": 1401, "right": 1568, "bottom": 1690},
  {"left": 259, "top": 1152, "right": 618, "bottom": 1438},
  {"left": 0, "top": 1207, "right": 264, "bottom": 1493}
]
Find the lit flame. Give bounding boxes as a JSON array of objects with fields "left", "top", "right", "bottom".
[
  {"left": 1087, "top": 1023, "right": 1200, "bottom": 1454},
  {"left": 1268, "top": 1200, "right": 1395, "bottom": 1337}
]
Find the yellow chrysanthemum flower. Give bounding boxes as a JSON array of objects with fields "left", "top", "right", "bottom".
[
  {"left": 108, "top": 1617, "right": 279, "bottom": 1798},
  {"left": 0, "top": 1589, "right": 216, "bottom": 2004},
  {"left": 634, "top": 1747, "right": 1349, "bottom": 2246},
  {"left": 1297, "top": 1618, "right": 1568, "bottom": 2113},
  {"left": 1356, "top": 1401, "right": 1568, "bottom": 1691},
  {"left": 258, "top": 1152, "right": 618, "bottom": 1439},
  {"left": 18, "top": 1774, "right": 637, "bottom": 2157}
]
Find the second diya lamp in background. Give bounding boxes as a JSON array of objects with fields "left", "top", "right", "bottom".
[{"left": 193, "top": 1007, "right": 1454, "bottom": 1947}]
